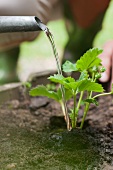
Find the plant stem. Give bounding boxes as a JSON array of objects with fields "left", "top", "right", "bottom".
[
  {"left": 92, "top": 72, "right": 95, "bottom": 80},
  {"left": 60, "top": 101, "right": 72, "bottom": 131},
  {"left": 74, "top": 91, "right": 84, "bottom": 127},
  {"left": 93, "top": 92, "right": 112, "bottom": 99},
  {"left": 80, "top": 91, "right": 92, "bottom": 129},
  {"left": 80, "top": 102, "right": 90, "bottom": 129},
  {"left": 72, "top": 93, "right": 76, "bottom": 128},
  {"left": 60, "top": 85, "right": 72, "bottom": 131},
  {"left": 79, "top": 71, "right": 94, "bottom": 129},
  {"left": 77, "top": 91, "right": 84, "bottom": 110},
  {"left": 60, "top": 101, "right": 66, "bottom": 119}
]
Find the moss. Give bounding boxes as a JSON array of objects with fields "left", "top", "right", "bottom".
[{"left": 0, "top": 125, "right": 101, "bottom": 170}]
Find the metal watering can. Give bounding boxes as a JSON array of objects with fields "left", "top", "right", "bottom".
[{"left": 0, "top": 16, "right": 47, "bottom": 33}]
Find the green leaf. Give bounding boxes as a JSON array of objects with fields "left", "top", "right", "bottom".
[
  {"left": 22, "top": 82, "right": 31, "bottom": 88},
  {"left": 63, "top": 77, "right": 84, "bottom": 91},
  {"left": 29, "top": 85, "right": 60, "bottom": 102},
  {"left": 49, "top": 74, "right": 75, "bottom": 86},
  {"left": 48, "top": 74, "right": 78, "bottom": 92},
  {"left": 64, "top": 81, "right": 83, "bottom": 91},
  {"left": 62, "top": 60, "right": 78, "bottom": 72},
  {"left": 46, "top": 84, "right": 56, "bottom": 91},
  {"left": 69, "top": 109, "right": 74, "bottom": 120},
  {"left": 58, "top": 79, "right": 84, "bottom": 92},
  {"left": 79, "top": 70, "right": 88, "bottom": 81},
  {"left": 65, "top": 89, "right": 73, "bottom": 100},
  {"left": 48, "top": 73, "right": 104, "bottom": 93},
  {"left": 29, "top": 85, "right": 72, "bottom": 102},
  {"left": 57, "top": 88, "right": 62, "bottom": 100},
  {"left": 57, "top": 88, "right": 73, "bottom": 101},
  {"left": 78, "top": 80, "right": 104, "bottom": 92},
  {"left": 49, "top": 75, "right": 83, "bottom": 92},
  {"left": 48, "top": 74, "right": 64, "bottom": 84},
  {"left": 76, "top": 48, "right": 103, "bottom": 71},
  {"left": 63, "top": 77, "right": 75, "bottom": 83},
  {"left": 83, "top": 98, "right": 99, "bottom": 106}
]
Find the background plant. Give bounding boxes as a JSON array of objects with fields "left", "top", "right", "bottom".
[{"left": 29, "top": 48, "right": 113, "bottom": 130}]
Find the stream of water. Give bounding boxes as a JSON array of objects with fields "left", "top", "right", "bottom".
[{"left": 44, "top": 27, "right": 71, "bottom": 131}]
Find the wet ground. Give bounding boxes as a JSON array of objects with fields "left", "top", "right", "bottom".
[
  {"left": 0, "top": 94, "right": 113, "bottom": 169},
  {"left": 0, "top": 128, "right": 101, "bottom": 170}
]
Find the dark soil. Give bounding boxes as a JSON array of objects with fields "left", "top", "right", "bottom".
[{"left": 0, "top": 89, "right": 113, "bottom": 169}]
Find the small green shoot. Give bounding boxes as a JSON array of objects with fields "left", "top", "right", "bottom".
[
  {"left": 23, "top": 82, "right": 32, "bottom": 89},
  {"left": 29, "top": 48, "right": 113, "bottom": 130}
]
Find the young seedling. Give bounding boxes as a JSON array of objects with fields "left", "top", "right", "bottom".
[{"left": 29, "top": 48, "right": 113, "bottom": 130}]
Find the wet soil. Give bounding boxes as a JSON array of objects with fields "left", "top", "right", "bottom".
[{"left": 0, "top": 91, "right": 113, "bottom": 169}]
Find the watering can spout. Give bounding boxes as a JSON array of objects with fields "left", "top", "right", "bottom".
[
  {"left": 0, "top": 16, "right": 47, "bottom": 33},
  {"left": 34, "top": 17, "right": 47, "bottom": 31}
]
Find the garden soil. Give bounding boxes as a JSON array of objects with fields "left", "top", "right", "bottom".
[{"left": 0, "top": 88, "right": 113, "bottom": 170}]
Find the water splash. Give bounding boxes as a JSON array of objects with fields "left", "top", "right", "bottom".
[{"left": 44, "top": 28, "right": 71, "bottom": 131}]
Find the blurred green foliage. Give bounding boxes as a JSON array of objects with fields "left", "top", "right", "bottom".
[
  {"left": 94, "top": 0, "right": 113, "bottom": 47},
  {"left": 20, "top": 19, "right": 68, "bottom": 59}
]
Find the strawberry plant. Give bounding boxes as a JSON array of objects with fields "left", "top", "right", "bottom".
[{"left": 29, "top": 48, "right": 113, "bottom": 130}]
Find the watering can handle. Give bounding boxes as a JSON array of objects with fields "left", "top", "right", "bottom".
[{"left": 0, "top": 16, "right": 47, "bottom": 33}]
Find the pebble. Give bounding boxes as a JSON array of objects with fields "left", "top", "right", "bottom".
[
  {"left": 50, "top": 134, "right": 62, "bottom": 141},
  {"left": 8, "top": 100, "right": 20, "bottom": 109},
  {"left": 6, "top": 163, "right": 17, "bottom": 169},
  {"left": 110, "top": 149, "right": 113, "bottom": 155},
  {"left": 100, "top": 138, "right": 104, "bottom": 142},
  {"left": 34, "top": 110, "right": 41, "bottom": 116},
  {"left": 105, "top": 137, "right": 111, "bottom": 143},
  {"left": 104, "top": 156, "right": 111, "bottom": 163},
  {"left": 105, "top": 149, "right": 111, "bottom": 153},
  {"left": 30, "top": 97, "right": 49, "bottom": 110},
  {"left": 6, "top": 134, "right": 10, "bottom": 137}
]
